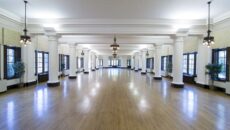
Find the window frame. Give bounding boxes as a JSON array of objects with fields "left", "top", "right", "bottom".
[
  {"left": 212, "top": 48, "right": 227, "bottom": 81},
  {"left": 4, "top": 45, "right": 21, "bottom": 80},
  {"left": 35, "top": 50, "right": 49, "bottom": 75},
  {"left": 183, "top": 52, "right": 197, "bottom": 76}
]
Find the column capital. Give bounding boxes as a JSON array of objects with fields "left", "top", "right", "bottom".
[
  {"left": 141, "top": 49, "right": 148, "bottom": 52},
  {"left": 44, "top": 27, "right": 60, "bottom": 40}
]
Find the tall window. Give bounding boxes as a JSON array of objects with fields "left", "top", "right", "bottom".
[
  {"left": 161, "top": 56, "right": 172, "bottom": 72},
  {"left": 99, "top": 59, "right": 103, "bottom": 66},
  {"left": 213, "top": 49, "right": 227, "bottom": 80},
  {"left": 37, "top": 52, "right": 43, "bottom": 74},
  {"left": 4, "top": 46, "right": 21, "bottom": 79},
  {"left": 59, "top": 54, "right": 69, "bottom": 71},
  {"left": 35, "top": 51, "right": 49, "bottom": 74},
  {"left": 183, "top": 52, "right": 197, "bottom": 76},
  {"left": 127, "top": 59, "right": 131, "bottom": 66},
  {"left": 7, "top": 48, "right": 15, "bottom": 78}
]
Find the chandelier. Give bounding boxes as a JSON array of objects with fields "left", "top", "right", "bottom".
[
  {"left": 20, "top": 0, "right": 31, "bottom": 46},
  {"left": 203, "top": 1, "right": 214, "bottom": 47},
  {"left": 146, "top": 50, "right": 149, "bottom": 57},
  {"left": 81, "top": 50, "right": 84, "bottom": 56},
  {"left": 112, "top": 53, "right": 117, "bottom": 58},
  {"left": 110, "top": 36, "right": 120, "bottom": 50}
]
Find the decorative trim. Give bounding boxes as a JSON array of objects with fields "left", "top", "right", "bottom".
[
  {"left": 47, "top": 82, "right": 60, "bottom": 87},
  {"left": 154, "top": 77, "right": 162, "bottom": 80},
  {"left": 69, "top": 76, "right": 77, "bottom": 79},
  {"left": 171, "top": 83, "right": 184, "bottom": 88}
]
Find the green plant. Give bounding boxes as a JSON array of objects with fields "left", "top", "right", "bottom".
[
  {"left": 13, "top": 61, "right": 25, "bottom": 87},
  {"left": 205, "top": 63, "right": 222, "bottom": 89}
]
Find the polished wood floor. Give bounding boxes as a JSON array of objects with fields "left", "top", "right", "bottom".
[{"left": 0, "top": 69, "right": 230, "bottom": 130}]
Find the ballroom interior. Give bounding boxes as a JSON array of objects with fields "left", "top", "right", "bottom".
[{"left": 0, "top": 0, "right": 230, "bottom": 130}]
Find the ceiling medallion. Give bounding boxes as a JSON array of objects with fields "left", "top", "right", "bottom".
[
  {"left": 20, "top": 0, "right": 31, "bottom": 46},
  {"left": 203, "top": 1, "right": 214, "bottom": 47}
]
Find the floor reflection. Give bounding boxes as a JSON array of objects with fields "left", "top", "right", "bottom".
[
  {"left": 7, "top": 101, "right": 14, "bottom": 129},
  {"left": 182, "top": 90, "right": 197, "bottom": 119},
  {"left": 34, "top": 88, "right": 48, "bottom": 117}
]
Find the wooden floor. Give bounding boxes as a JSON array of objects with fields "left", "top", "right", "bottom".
[{"left": 0, "top": 69, "right": 230, "bottom": 130}]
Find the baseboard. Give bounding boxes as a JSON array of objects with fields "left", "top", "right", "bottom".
[
  {"left": 154, "top": 77, "right": 162, "bottom": 80},
  {"left": 47, "top": 82, "right": 60, "bottom": 87},
  {"left": 24, "top": 80, "right": 37, "bottom": 86},
  {"left": 69, "top": 76, "right": 77, "bottom": 79},
  {"left": 171, "top": 83, "right": 184, "bottom": 88}
]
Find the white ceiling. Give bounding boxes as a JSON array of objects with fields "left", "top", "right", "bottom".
[
  {"left": 0, "top": 0, "right": 229, "bottom": 20},
  {"left": 59, "top": 35, "right": 172, "bottom": 55},
  {"left": 1, "top": 0, "right": 230, "bottom": 55}
]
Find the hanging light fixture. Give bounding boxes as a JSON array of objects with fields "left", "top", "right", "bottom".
[
  {"left": 81, "top": 50, "right": 84, "bottom": 56},
  {"left": 110, "top": 35, "right": 120, "bottom": 51},
  {"left": 112, "top": 53, "right": 117, "bottom": 58},
  {"left": 146, "top": 50, "right": 149, "bottom": 57},
  {"left": 203, "top": 1, "right": 214, "bottom": 47},
  {"left": 20, "top": 0, "right": 31, "bottom": 46}
]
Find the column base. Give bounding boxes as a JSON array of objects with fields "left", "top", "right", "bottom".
[
  {"left": 69, "top": 76, "right": 77, "bottom": 79},
  {"left": 92, "top": 69, "right": 95, "bottom": 71},
  {"left": 84, "top": 71, "right": 89, "bottom": 74},
  {"left": 47, "top": 81, "right": 60, "bottom": 87},
  {"left": 141, "top": 72, "right": 146, "bottom": 74},
  {"left": 154, "top": 77, "right": 162, "bottom": 80},
  {"left": 139, "top": 69, "right": 142, "bottom": 70},
  {"left": 171, "top": 83, "right": 184, "bottom": 88},
  {"left": 135, "top": 70, "right": 139, "bottom": 72}
]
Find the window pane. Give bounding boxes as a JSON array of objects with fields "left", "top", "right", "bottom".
[
  {"left": 188, "top": 54, "right": 195, "bottom": 75},
  {"left": 218, "top": 50, "right": 226, "bottom": 79},
  {"left": 183, "top": 55, "right": 187, "bottom": 73},
  {"left": 7, "top": 48, "right": 15, "bottom": 78}
]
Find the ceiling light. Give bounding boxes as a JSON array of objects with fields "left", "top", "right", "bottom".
[
  {"left": 203, "top": 1, "right": 215, "bottom": 48},
  {"left": 20, "top": 0, "right": 31, "bottom": 46}
]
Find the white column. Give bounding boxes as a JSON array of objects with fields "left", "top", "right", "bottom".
[
  {"left": 138, "top": 53, "right": 142, "bottom": 70},
  {"left": 95, "top": 55, "right": 99, "bottom": 69},
  {"left": 171, "top": 36, "right": 184, "bottom": 87},
  {"left": 83, "top": 49, "right": 90, "bottom": 73},
  {"left": 69, "top": 43, "right": 77, "bottom": 79},
  {"left": 196, "top": 37, "right": 212, "bottom": 85},
  {"left": 131, "top": 56, "right": 134, "bottom": 70},
  {"left": 91, "top": 52, "right": 96, "bottom": 71},
  {"left": 21, "top": 35, "right": 36, "bottom": 85},
  {"left": 46, "top": 29, "right": 60, "bottom": 86},
  {"left": 134, "top": 52, "right": 139, "bottom": 71},
  {"left": 141, "top": 49, "right": 147, "bottom": 74},
  {"left": 154, "top": 44, "right": 162, "bottom": 79}
]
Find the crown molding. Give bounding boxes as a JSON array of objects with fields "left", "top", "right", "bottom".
[
  {"left": 0, "top": 8, "right": 22, "bottom": 23},
  {"left": 214, "top": 11, "right": 230, "bottom": 24}
]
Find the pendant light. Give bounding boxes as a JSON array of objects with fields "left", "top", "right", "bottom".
[
  {"left": 146, "top": 50, "right": 149, "bottom": 57},
  {"left": 20, "top": 0, "right": 31, "bottom": 46},
  {"left": 81, "top": 50, "right": 84, "bottom": 56},
  {"left": 203, "top": 1, "right": 214, "bottom": 47},
  {"left": 110, "top": 35, "right": 120, "bottom": 51}
]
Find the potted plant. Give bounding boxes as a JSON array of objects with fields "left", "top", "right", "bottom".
[
  {"left": 205, "top": 63, "right": 222, "bottom": 89},
  {"left": 13, "top": 61, "right": 25, "bottom": 87}
]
